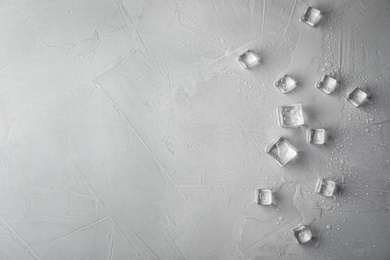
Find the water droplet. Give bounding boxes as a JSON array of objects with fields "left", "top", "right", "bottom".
[
  {"left": 325, "top": 61, "right": 333, "bottom": 67},
  {"left": 324, "top": 205, "right": 332, "bottom": 210}
]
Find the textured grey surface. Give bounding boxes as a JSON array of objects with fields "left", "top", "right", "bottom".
[{"left": 1, "top": 0, "right": 390, "bottom": 259}]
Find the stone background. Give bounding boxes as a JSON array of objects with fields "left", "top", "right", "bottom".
[{"left": 0, "top": 0, "right": 389, "bottom": 259}]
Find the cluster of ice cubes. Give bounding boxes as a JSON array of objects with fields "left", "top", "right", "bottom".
[
  {"left": 246, "top": 5, "right": 368, "bottom": 247},
  {"left": 237, "top": 8, "right": 371, "bottom": 108},
  {"left": 316, "top": 73, "right": 371, "bottom": 107},
  {"left": 289, "top": 179, "right": 339, "bottom": 244},
  {"left": 264, "top": 103, "right": 308, "bottom": 166},
  {"left": 237, "top": 6, "right": 322, "bottom": 70}
]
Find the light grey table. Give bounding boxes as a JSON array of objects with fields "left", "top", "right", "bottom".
[{"left": 0, "top": 0, "right": 389, "bottom": 259}]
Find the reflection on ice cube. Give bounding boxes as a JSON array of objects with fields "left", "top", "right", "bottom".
[
  {"left": 254, "top": 189, "right": 273, "bottom": 205},
  {"left": 265, "top": 137, "right": 297, "bottom": 167},
  {"left": 315, "top": 179, "right": 337, "bottom": 196},
  {"left": 300, "top": 6, "right": 321, "bottom": 27},
  {"left": 307, "top": 129, "right": 326, "bottom": 145},
  {"left": 274, "top": 74, "right": 297, "bottom": 94},
  {"left": 292, "top": 226, "right": 313, "bottom": 244},
  {"left": 277, "top": 103, "right": 304, "bottom": 128},
  {"left": 316, "top": 75, "right": 337, "bottom": 94},
  {"left": 346, "top": 87, "right": 370, "bottom": 107},
  {"left": 237, "top": 50, "right": 260, "bottom": 69}
]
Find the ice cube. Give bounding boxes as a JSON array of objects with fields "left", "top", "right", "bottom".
[
  {"left": 274, "top": 74, "right": 297, "bottom": 94},
  {"left": 265, "top": 137, "right": 297, "bottom": 167},
  {"left": 307, "top": 129, "right": 326, "bottom": 144},
  {"left": 300, "top": 6, "right": 321, "bottom": 27},
  {"left": 237, "top": 50, "right": 260, "bottom": 69},
  {"left": 254, "top": 189, "right": 273, "bottom": 205},
  {"left": 315, "top": 179, "right": 337, "bottom": 196},
  {"left": 292, "top": 226, "right": 313, "bottom": 244},
  {"left": 277, "top": 103, "right": 304, "bottom": 128},
  {"left": 346, "top": 87, "right": 370, "bottom": 107},
  {"left": 316, "top": 75, "right": 337, "bottom": 94}
]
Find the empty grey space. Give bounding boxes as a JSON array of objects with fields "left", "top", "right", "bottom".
[{"left": 1, "top": 0, "right": 390, "bottom": 259}]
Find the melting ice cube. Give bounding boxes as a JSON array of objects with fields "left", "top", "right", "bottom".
[
  {"left": 254, "top": 189, "right": 273, "bottom": 205},
  {"left": 316, "top": 75, "right": 337, "bottom": 94},
  {"left": 237, "top": 50, "right": 260, "bottom": 69},
  {"left": 292, "top": 226, "right": 313, "bottom": 244},
  {"left": 315, "top": 179, "right": 337, "bottom": 196},
  {"left": 274, "top": 74, "right": 297, "bottom": 94},
  {"left": 307, "top": 129, "right": 326, "bottom": 144},
  {"left": 300, "top": 6, "right": 321, "bottom": 27},
  {"left": 265, "top": 137, "right": 297, "bottom": 167},
  {"left": 277, "top": 103, "right": 304, "bottom": 128},
  {"left": 346, "top": 87, "right": 370, "bottom": 107}
]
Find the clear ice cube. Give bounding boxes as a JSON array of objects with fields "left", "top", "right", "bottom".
[
  {"left": 277, "top": 103, "right": 304, "bottom": 128},
  {"left": 316, "top": 75, "right": 337, "bottom": 94},
  {"left": 237, "top": 50, "right": 260, "bottom": 69},
  {"left": 292, "top": 226, "right": 313, "bottom": 244},
  {"left": 254, "top": 189, "right": 273, "bottom": 205},
  {"left": 265, "top": 137, "right": 297, "bottom": 167},
  {"left": 300, "top": 6, "right": 321, "bottom": 27},
  {"left": 307, "top": 129, "right": 326, "bottom": 145},
  {"left": 346, "top": 87, "right": 370, "bottom": 107},
  {"left": 315, "top": 179, "right": 337, "bottom": 196},
  {"left": 274, "top": 74, "right": 297, "bottom": 94}
]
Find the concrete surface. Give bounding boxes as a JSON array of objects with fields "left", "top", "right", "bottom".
[{"left": 1, "top": 0, "right": 390, "bottom": 259}]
